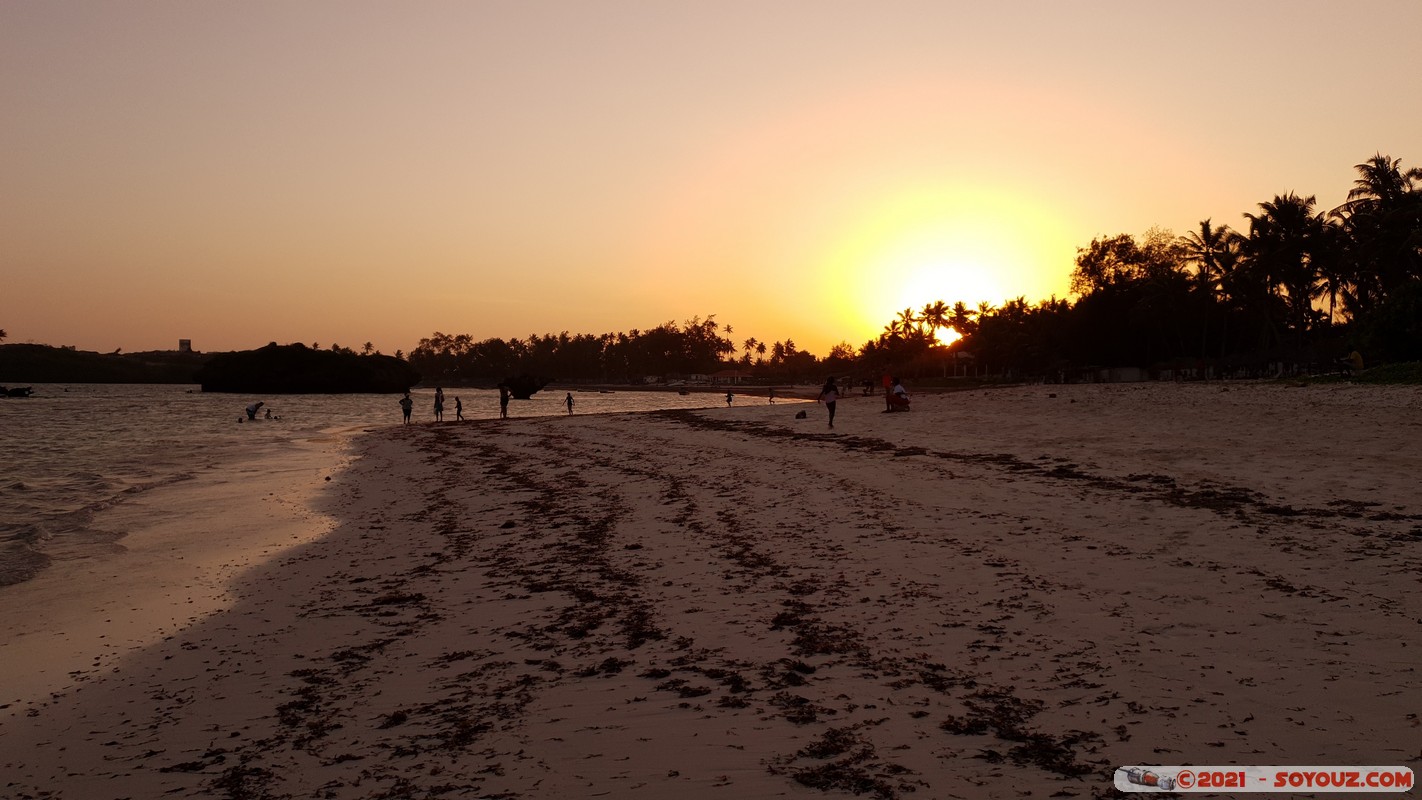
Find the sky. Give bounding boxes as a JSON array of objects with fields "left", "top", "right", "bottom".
[{"left": 3, "top": 0, "right": 1420, "bottom": 357}]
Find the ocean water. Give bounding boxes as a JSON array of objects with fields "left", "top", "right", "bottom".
[{"left": 0, "top": 383, "right": 738, "bottom": 587}]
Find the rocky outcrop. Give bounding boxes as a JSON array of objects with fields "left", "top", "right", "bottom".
[
  {"left": 0, "top": 344, "right": 206, "bottom": 384},
  {"left": 196, "top": 343, "right": 420, "bottom": 394},
  {"left": 502, "top": 373, "right": 550, "bottom": 399}
]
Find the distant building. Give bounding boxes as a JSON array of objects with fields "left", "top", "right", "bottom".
[
  {"left": 710, "top": 369, "right": 753, "bottom": 385},
  {"left": 178, "top": 339, "right": 192, "bottom": 353}
]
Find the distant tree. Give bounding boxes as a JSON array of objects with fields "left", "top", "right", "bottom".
[
  {"left": 362, "top": 342, "right": 375, "bottom": 355},
  {"left": 0, "top": 328, "right": 7, "bottom": 341},
  {"left": 1069, "top": 234, "right": 1146, "bottom": 295},
  {"left": 394, "top": 349, "right": 404, "bottom": 360}
]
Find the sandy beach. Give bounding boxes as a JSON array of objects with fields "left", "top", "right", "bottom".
[{"left": 2, "top": 382, "right": 1419, "bottom": 798}]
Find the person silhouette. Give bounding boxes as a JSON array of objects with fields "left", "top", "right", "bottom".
[
  {"left": 399, "top": 393, "right": 413, "bottom": 425},
  {"left": 565, "top": 392, "right": 574, "bottom": 415},
  {"left": 498, "top": 384, "right": 510, "bottom": 419},
  {"left": 725, "top": 390, "right": 733, "bottom": 406},
  {"left": 816, "top": 378, "right": 839, "bottom": 429},
  {"left": 455, "top": 396, "right": 464, "bottom": 421}
]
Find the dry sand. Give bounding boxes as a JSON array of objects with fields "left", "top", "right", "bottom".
[{"left": 2, "top": 382, "right": 1419, "bottom": 799}]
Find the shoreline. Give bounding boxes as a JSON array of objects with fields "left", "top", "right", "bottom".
[
  {"left": 0, "top": 427, "right": 355, "bottom": 710},
  {"left": 2, "top": 382, "right": 1418, "bottom": 797}
]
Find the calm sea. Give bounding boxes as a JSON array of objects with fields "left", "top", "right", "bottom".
[{"left": 0, "top": 383, "right": 737, "bottom": 587}]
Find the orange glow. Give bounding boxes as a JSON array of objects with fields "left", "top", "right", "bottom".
[
  {"left": 935, "top": 327, "right": 963, "bottom": 346},
  {"left": 819, "top": 182, "right": 1076, "bottom": 345},
  {"left": 2, "top": 5, "right": 1409, "bottom": 354}
]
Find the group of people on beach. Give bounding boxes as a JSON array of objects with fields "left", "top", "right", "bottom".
[
  {"left": 391, "top": 376, "right": 909, "bottom": 429},
  {"left": 811, "top": 373, "right": 910, "bottom": 429},
  {"left": 397, "top": 384, "right": 528, "bottom": 425},
  {"left": 401, "top": 387, "right": 467, "bottom": 425}
]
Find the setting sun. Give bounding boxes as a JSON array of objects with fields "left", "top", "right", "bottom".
[
  {"left": 934, "top": 326, "right": 963, "bottom": 346},
  {"left": 820, "top": 181, "right": 1076, "bottom": 344}
]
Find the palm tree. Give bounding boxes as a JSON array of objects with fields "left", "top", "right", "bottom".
[
  {"left": 1178, "top": 219, "right": 1235, "bottom": 358},
  {"left": 895, "top": 307, "right": 920, "bottom": 337},
  {"left": 948, "top": 301, "right": 977, "bottom": 338},
  {"left": 920, "top": 300, "right": 950, "bottom": 342},
  {"left": 1178, "top": 219, "right": 1233, "bottom": 297},
  {"left": 1241, "top": 193, "right": 1326, "bottom": 347},
  {"left": 362, "top": 341, "right": 375, "bottom": 355},
  {"left": 743, "top": 337, "right": 758, "bottom": 362},
  {"left": 755, "top": 341, "right": 767, "bottom": 363},
  {"left": 1348, "top": 153, "right": 1422, "bottom": 207},
  {"left": 1333, "top": 153, "right": 1422, "bottom": 313}
]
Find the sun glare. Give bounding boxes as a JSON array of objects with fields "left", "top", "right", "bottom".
[
  {"left": 934, "top": 326, "right": 963, "bottom": 346},
  {"left": 821, "top": 182, "right": 1074, "bottom": 343}
]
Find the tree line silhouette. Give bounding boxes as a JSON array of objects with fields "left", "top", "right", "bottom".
[{"left": 406, "top": 153, "right": 1419, "bottom": 384}]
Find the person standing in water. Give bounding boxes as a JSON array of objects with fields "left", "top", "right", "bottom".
[
  {"left": 433, "top": 388, "right": 444, "bottom": 422},
  {"left": 565, "top": 392, "right": 575, "bottom": 415},
  {"left": 725, "top": 390, "right": 733, "bottom": 406},
  {"left": 498, "top": 384, "right": 510, "bottom": 419},
  {"left": 399, "top": 393, "right": 413, "bottom": 425},
  {"left": 816, "top": 377, "right": 839, "bottom": 429}
]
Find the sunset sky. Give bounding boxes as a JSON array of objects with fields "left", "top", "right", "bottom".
[{"left": 3, "top": 1, "right": 1420, "bottom": 356}]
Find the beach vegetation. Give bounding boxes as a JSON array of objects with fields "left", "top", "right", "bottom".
[
  {"left": 396, "top": 155, "right": 1415, "bottom": 386},
  {"left": 911, "top": 152, "right": 1422, "bottom": 381}
]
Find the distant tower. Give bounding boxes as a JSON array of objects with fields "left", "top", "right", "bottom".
[{"left": 178, "top": 339, "right": 192, "bottom": 353}]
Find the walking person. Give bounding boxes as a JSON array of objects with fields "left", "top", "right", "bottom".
[
  {"left": 816, "top": 377, "right": 839, "bottom": 429},
  {"left": 725, "top": 390, "right": 733, "bottom": 406},
  {"left": 399, "top": 392, "right": 413, "bottom": 425},
  {"left": 565, "top": 392, "right": 575, "bottom": 415},
  {"left": 455, "top": 396, "right": 463, "bottom": 421}
]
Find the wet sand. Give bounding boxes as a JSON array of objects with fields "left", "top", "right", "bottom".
[{"left": 2, "top": 382, "right": 1419, "bottom": 798}]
